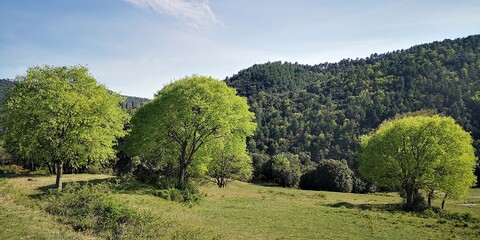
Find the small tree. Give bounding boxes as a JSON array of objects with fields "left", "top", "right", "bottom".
[
  {"left": 271, "top": 153, "right": 301, "bottom": 187},
  {"left": 358, "top": 115, "right": 476, "bottom": 210},
  {"left": 124, "top": 75, "right": 256, "bottom": 189},
  {"left": 299, "top": 159, "right": 353, "bottom": 192},
  {"left": 251, "top": 153, "right": 271, "bottom": 181},
  {"left": 1, "top": 65, "right": 129, "bottom": 190},
  {"left": 206, "top": 134, "right": 252, "bottom": 188}
]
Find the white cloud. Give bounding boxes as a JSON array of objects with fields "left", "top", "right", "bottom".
[{"left": 125, "top": 0, "right": 221, "bottom": 29}]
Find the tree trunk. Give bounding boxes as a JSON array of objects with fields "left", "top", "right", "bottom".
[
  {"left": 46, "top": 162, "right": 53, "bottom": 175},
  {"left": 178, "top": 164, "right": 186, "bottom": 189},
  {"left": 55, "top": 160, "right": 63, "bottom": 191},
  {"left": 441, "top": 193, "right": 448, "bottom": 210},
  {"left": 427, "top": 190, "right": 434, "bottom": 207},
  {"left": 217, "top": 177, "right": 226, "bottom": 188},
  {"left": 177, "top": 141, "right": 188, "bottom": 190},
  {"left": 405, "top": 183, "right": 414, "bottom": 210}
]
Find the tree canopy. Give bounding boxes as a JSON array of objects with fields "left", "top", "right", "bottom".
[
  {"left": 124, "top": 75, "right": 256, "bottom": 188},
  {"left": 226, "top": 35, "right": 480, "bottom": 184},
  {"left": 357, "top": 115, "right": 477, "bottom": 209},
  {"left": 1, "top": 65, "right": 130, "bottom": 190}
]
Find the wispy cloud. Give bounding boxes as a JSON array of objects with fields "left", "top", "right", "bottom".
[{"left": 125, "top": 0, "right": 221, "bottom": 29}]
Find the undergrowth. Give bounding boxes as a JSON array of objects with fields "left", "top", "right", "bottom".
[{"left": 43, "top": 182, "right": 213, "bottom": 239}]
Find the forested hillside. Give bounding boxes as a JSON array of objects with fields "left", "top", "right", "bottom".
[
  {"left": 0, "top": 78, "right": 149, "bottom": 109},
  {"left": 226, "top": 35, "right": 480, "bottom": 173}
]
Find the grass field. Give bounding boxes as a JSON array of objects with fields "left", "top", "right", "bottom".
[{"left": 1, "top": 174, "right": 479, "bottom": 239}]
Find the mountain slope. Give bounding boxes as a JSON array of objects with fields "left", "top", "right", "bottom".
[{"left": 226, "top": 35, "right": 480, "bottom": 169}]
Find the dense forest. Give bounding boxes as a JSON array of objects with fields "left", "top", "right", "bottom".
[{"left": 226, "top": 35, "right": 480, "bottom": 184}]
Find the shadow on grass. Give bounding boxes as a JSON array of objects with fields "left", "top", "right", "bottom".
[{"left": 327, "top": 201, "right": 403, "bottom": 212}]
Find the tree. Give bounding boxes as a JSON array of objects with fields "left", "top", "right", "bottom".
[
  {"left": 300, "top": 159, "right": 353, "bottom": 192},
  {"left": 271, "top": 153, "right": 301, "bottom": 187},
  {"left": 251, "top": 153, "right": 271, "bottom": 181},
  {"left": 358, "top": 115, "right": 477, "bottom": 209},
  {"left": 124, "top": 75, "right": 256, "bottom": 189},
  {"left": 1, "top": 65, "right": 129, "bottom": 190},
  {"left": 206, "top": 134, "right": 252, "bottom": 188}
]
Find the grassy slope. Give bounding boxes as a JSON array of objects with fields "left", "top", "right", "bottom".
[
  {"left": 1, "top": 174, "right": 480, "bottom": 240},
  {"left": 0, "top": 178, "right": 89, "bottom": 240}
]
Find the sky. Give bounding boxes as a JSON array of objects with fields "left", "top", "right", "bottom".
[{"left": 1, "top": 0, "right": 480, "bottom": 98}]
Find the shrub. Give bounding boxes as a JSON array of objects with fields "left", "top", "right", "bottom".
[
  {"left": 115, "top": 153, "right": 140, "bottom": 177},
  {"left": 155, "top": 177, "right": 178, "bottom": 189},
  {"left": 251, "top": 153, "right": 271, "bottom": 181},
  {"left": 133, "top": 163, "right": 161, "bottom": 184},
  {"left": 154, "top": 181, "right": 203, "bottom": 203},
  {"left": 351, "top": 173, "right": 377, "bottom": 193},
  {"left": 271, "top": 153, "right": 301, "bottom": 187},
  {"left": 0, "top": 164, "right": 29, "bottom": 175},
  {"left": 399, "top": 190, "right": 427, "bottom": 211},
  {"left": 299, "top": 159, "right": 353, "bottom": 192},
  {"left": 44, "top": 182, "right": 138, "bottom": 237},
  {"left": 43, "top": 181, "right": 209, "bottom": 239}
]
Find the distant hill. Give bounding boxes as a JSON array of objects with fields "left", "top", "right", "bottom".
[
  {"left": 226, "top": 35, "right": 480, "bottom": 169},
  {"left": 0, "top": 78, "right": 149, "bottom": 110},
  {"left": 0, "top": 79, "right": 14, "bottom": 100}
]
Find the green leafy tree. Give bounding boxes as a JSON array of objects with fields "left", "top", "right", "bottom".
[
  {"left": 1, "top": 65, "right": 129, "bottom": 190},
  {"left": 206, "top": 134, "right": 253, "bottom": 188},
  {"left": 358, "top": 115, "right": 476, "bottom": 209},
  {"left": 124, "top": 75, "right": 256, "bottom": 189},
  {"left": 300, "top": 159, "right": 353, "bottom": 192},
  {"left": 271, "top": 153, "right": 301, "bottom": 187}
]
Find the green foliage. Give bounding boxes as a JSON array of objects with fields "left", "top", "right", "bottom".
[
  {"left": 0, "top": 141, "right": 11, "bottom": 166},
  {"left": 0, "top": 164, "right": 28, "bottom": 175},
  {"left": 300, "top": 159, "right": 353, "bottom": 192},
  {"left": 226, "top": 36, "right": 480, "bottom": 184},
  {"left": 3, "top": 174, "right": 480, "bottom": 239},
  {"left": 44, "top": 182, "right": 140, "bottom": 237},
  {"left": 155, "top": 184, "right": 202, "bottom": 203},
  {"left": 115, "top": 155, "right": 141, "bottom": 177},
  {"left": 43, "top": 181, "right": 207, "bottom": 239},
  {"left": 271, "top": 153, "right": 301, "bottom": 187},
  {"left": 124, "top": 75, "right": 256, "bottom": 188},
  {"left": 1, "top": 65, "right": 129, "bottom": 190},
  {"left": 358, "top": 115, "right": 477, "bottom": 209},
  {"left": 251, "top": 153, "right": 271, "bottom": 181},
  {"left": 206, "top": 134, "right": 253, "bottom": 188},
  {"left": 351, "top": 173, "right": 376, "bottom": 193}
]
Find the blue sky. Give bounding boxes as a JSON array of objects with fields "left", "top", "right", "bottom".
[{"left": 1, "top": 0, "right": 480, "bottom": 98}]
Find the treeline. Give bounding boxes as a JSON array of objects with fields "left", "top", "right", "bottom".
[
  {"left": 0, "top": 78, "right": 149, "bottom": 111},
  {"left": 226, "top": 35, "right": 480, "bottom": 185}
]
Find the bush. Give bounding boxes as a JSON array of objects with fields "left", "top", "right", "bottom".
[
  {"left": 299, "top": 159, "right": 353, "bottom": 192},
  {"left": 115, "top": 153, "right": 140, "bottom": 177},
  {"left": 271, "top": 153, "right": 302, "bottom": 187},
  {"left": 154, "top": 181, "right": 203, "bottom": 203},
  {"left": 43, "top": 181, "right": 209, "bottom": 239},
  {"left": 251, "top": 153, "right": 271, "bottom": 181},
  {"left": 351, "top": 173, "right": 377, "bottom": 193},
  {"left": 155, "top": 177, "right": 179, "bottom": 189},
  {"left": 0, "top": 164, "right": 29, "bottom": 175},
  {"left": 133, "top": 163, "right": 161, "bottom": 184},
  {"left": 44, "top": 182, "right": 140, "bottom": 238}
]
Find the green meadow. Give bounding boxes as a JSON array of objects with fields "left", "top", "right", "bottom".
[{"left": 1, "top": 174, "right": 479, "bottom": 239}]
